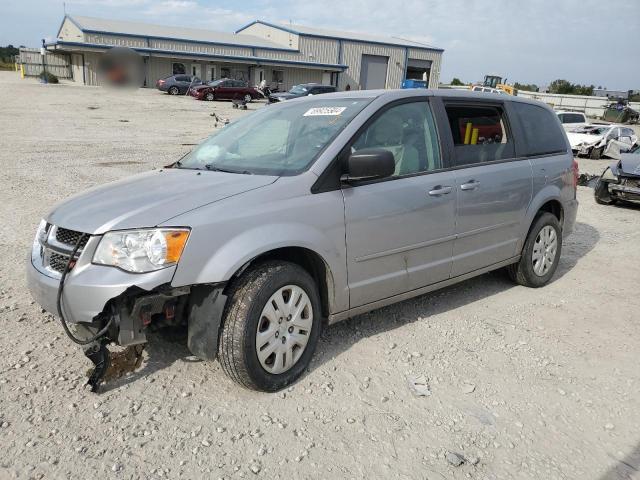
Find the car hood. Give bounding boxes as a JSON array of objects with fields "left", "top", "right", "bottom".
[
  {"left": 619, "top": 154, "right": 640, "bottom": 177},
  {"left": 47, "top": 169, "right": 278, "bottom": 234},
  {"left": 567, "top": 132, "right": 603, "bottom": 148}
]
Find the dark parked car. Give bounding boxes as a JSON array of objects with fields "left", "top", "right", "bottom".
[
  {"left": 268, "top": 83, "right": 336, "bottom": 103},
  {"left": 190, "top": 79, "right": 261, "bottom": 103},
  {"left": 594, "top": 145, "right": 640, "bottom": 205},
  {"left": 156, "top": 75, "right": 202, "bottom": 95}
]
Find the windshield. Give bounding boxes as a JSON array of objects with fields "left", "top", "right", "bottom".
[
  {"left": 289, "top": 85, "right": 308, "bottom": 95},
  {"left": 207, "top": 80, "right": 224, "bottom": 87},
  {"left": 177, "top": 98, "right": 372, "bottom": 176}
]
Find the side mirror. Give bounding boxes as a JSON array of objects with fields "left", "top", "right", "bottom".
[{"left": 343, "top": 148, "right": 395, "bottom": 182}]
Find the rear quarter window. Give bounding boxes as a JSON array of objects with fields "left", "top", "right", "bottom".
[{"left": 512, "top": 103, "right": 568, "bottom": 156}]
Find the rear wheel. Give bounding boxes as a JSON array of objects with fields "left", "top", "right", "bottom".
[
  {"left": 218, "top": 261, "right": 322, "bottom": 391},
  {"left": 507, "top": 212, "right": 562, "bottom": 288},
  {"left": 243, "top": 94, "right": 253, "bottom": 103},
  {"left": 205, "top": 92, "right": 214, "bottom": 101},
  {"left": 168, "top": 86, "right": 179, "bottom": 95},
  {"left": 594, "top": 178, "right": 616, "bottom": 205}
]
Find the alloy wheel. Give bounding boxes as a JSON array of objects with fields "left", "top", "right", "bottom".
[
  {"left": 255, "top": 285, "right": 313, "bottom": 374},
  {"left": 532, "top": 225, "right": 558, "bottom": 276}
]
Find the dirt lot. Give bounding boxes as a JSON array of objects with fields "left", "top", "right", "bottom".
[{"left": 1, "top": 71, "right": 639, "bottom": 480}]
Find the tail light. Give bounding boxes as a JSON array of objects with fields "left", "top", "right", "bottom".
[{"left": 572, "top": 158, "right": 579, "bottom": 190}]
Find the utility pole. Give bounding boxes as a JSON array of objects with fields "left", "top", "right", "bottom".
[{"left": 40, "top": 38, "right": 47, "bottom": 83}]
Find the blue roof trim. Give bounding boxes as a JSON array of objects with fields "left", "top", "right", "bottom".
[
  {"left": 47, "top": 41, "right": 348, "bottom": 70},
  {"left": 236, "top": 20, "right": 445, "bottom": 52}
]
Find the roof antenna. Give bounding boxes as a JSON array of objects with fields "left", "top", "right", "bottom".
[{"left": 63, "top": 1, "right": 66, "bottom": 14}]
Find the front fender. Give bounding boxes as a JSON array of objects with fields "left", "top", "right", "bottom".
[{"left": 172, "top": 222, "right": 347, "bottom": 313}]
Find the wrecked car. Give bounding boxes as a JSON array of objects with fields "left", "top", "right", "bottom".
[
  {"left": 594, "top": 145, "right": 640, "bottom": 205},
  {"left": 567, "top": 124, "right": 638, "bottom": 159},
  {"left": 27, "top": 90, "right": 578, "bottom": 392}
]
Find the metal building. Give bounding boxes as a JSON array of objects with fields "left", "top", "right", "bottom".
[{"left": 46, "top": 15, "right": 443, "bottom": 90}]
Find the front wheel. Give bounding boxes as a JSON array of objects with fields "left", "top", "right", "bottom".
[
  {"left": 243, "top": 94, "right": 253, "bottom": 103},
  {"left": 205, "top": 92, "right": 214, "bottom": 101},
  {"left": 218, "top": 261, "right": 322, "bottom": 391},
  {"left": 507, "top": 212, "right": 562, "bottom": 288},
  {"left": 590, "top": 146, "right": 603, "bottom": 159}
]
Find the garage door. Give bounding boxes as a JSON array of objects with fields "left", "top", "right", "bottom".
[{"left": 359, "top": 55, "right": 388, "bottom": 90}]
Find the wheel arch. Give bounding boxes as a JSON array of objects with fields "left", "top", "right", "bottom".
[
  {"left": 520, "top": 189, "right": 565, "bottom": 251},
  {"left": 227, "top": 246, "right": 335, "bottom": 320}
]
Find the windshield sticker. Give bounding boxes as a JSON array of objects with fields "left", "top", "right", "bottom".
[{"left": 303, "top": 107, "right": 347, "bottom": 117}]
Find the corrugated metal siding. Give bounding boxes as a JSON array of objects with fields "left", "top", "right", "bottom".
[
  {"left": 339, "top": 42, "right": 405, "bottom": 90},
  {"left": 58, "top": 18, "right": 84, "bottom": 42},
  {"left": 407, "top": 48, "right": 442, "bottom": 88},
  {"left": 299, "top": 36, "right": 339, "bottom": 65},
  {"left": 238, "top": 23, "right": 299, "bottom": 49},
  {"left": 18, "top": 48, "right": 71, "bottom": 78},
  {"left": 253, "top": 37, "right": 337, "bottom": 66},
  {"left": 150, "top": 39, "right": 252, "bottom": 57},
  {"left": 84, "top": 33, "right": 147, "bottom": 48}
]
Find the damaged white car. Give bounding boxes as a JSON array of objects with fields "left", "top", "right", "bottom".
[{"left": 567, "top": 125, "right": 638, "bottom": 159}]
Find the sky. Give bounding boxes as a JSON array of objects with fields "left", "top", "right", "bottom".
[{"left": 2, "top": 0, "right": 639, "bottom": 90}]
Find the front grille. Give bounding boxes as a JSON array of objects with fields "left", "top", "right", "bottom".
[
  {"left": 49, "top": 252, "right": 71, "bottom": 274},
  {"left": 55, "top": 227, "right": 89, "bottom": 249}
]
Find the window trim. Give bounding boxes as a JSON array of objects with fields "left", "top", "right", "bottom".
[{"left": 311, "top": 97, "right": 448, "bottom": 193}]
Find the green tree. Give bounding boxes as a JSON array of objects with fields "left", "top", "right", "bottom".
[
  {"left": 513, "top": 82, "right": 539, "bottom": 92},
  {"left": 450, "top": 77, "right": 465, "bottom": 86},
  {"left": 548, "top": 79, "right": 595, "bottom": 96},
  {"left": 0, "top": 44, "right": 19, "bottom": 63}
]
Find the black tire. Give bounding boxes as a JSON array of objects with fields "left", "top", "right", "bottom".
[
  {"left": 168, "top": 86, "right": 179, "bottom": 95},
  {"left": 507, "top": 212, "right": 562, "bottom": 288},
  {"left": 589, "top": 146, "right": 603, "bottom": 159},
  {"left": 243, "top": 93, "right": 253, "bottom": 103},
  {"left": 218, "top": 261, "right": 322, "bottom": 392},
  {"left": 594, "top": 178, "right": 616, "bottom": 205},
  {"left": 205, "top": 92, "right": 215, "bottom": 101}
]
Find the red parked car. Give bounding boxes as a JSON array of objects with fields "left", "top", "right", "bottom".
[{"left": 190, "top": 79, "right": 261, "bottom": 103}]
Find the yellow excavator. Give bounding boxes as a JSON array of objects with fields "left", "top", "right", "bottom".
[{"left": 482, "top": 75, "right": 517, "bottom": 96}]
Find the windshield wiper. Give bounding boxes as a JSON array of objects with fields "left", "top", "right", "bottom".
[{"left": 204, "top": 164, "right": 252, "bottom": 175}]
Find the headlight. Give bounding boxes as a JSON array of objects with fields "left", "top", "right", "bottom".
[{"left": 93, "top": 228, "right": 190, "bottom": 273}]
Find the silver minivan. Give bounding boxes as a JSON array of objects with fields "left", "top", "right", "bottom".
[{"left": 27, "top": 89, "right": 579, "bottom": 392}]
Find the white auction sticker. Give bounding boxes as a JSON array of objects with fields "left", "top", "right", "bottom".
[{"left": 303, "top": 107, "right": 347, "bottom": 117}]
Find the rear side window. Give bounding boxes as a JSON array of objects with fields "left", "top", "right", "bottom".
[
  {"left": 513, "top": 103, "right": 568, "bottom": 156},
  {"left": 559, "top": 113, "right": 584, "bottom": 124},
  {"left": 445, "top": 104, "right": 514, "bottom": 165}
]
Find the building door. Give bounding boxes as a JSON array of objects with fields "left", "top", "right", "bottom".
[
  {"left": 72, "top": 54, "right": 84, "bottom": 84},
  {"left": 208, "top": 65, "right": 216, "bottom": 81},
  {"left": 359, "top": 54, "right": 388, "bottom": 90},
  {"left": 191, "top": 63, "right": 201, "bottom": 80},
  {"left": 321, "top": 72, "right": 331, "bottom": 85}
]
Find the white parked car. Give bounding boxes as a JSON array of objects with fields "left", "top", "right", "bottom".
[
  {"left": 471, "top": 85, "right": 503, "bottom": 95},
  {"left": 567, "top": 124, "right": 638, "bottom": 159},
  {"left": 556, "top": 111, "right": 588, "bottom": 131}
]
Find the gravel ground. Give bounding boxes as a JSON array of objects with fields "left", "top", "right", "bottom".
[{"left": 1, "top": 71, "right": 639, "bottom": 480}]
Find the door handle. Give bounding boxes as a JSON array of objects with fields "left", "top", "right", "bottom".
[
  {"left": 428, "top": 185, "right": 453, "bottom": 196},
  {"left": 460, "top": 180, "right": 480, "bottom": 191}
]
